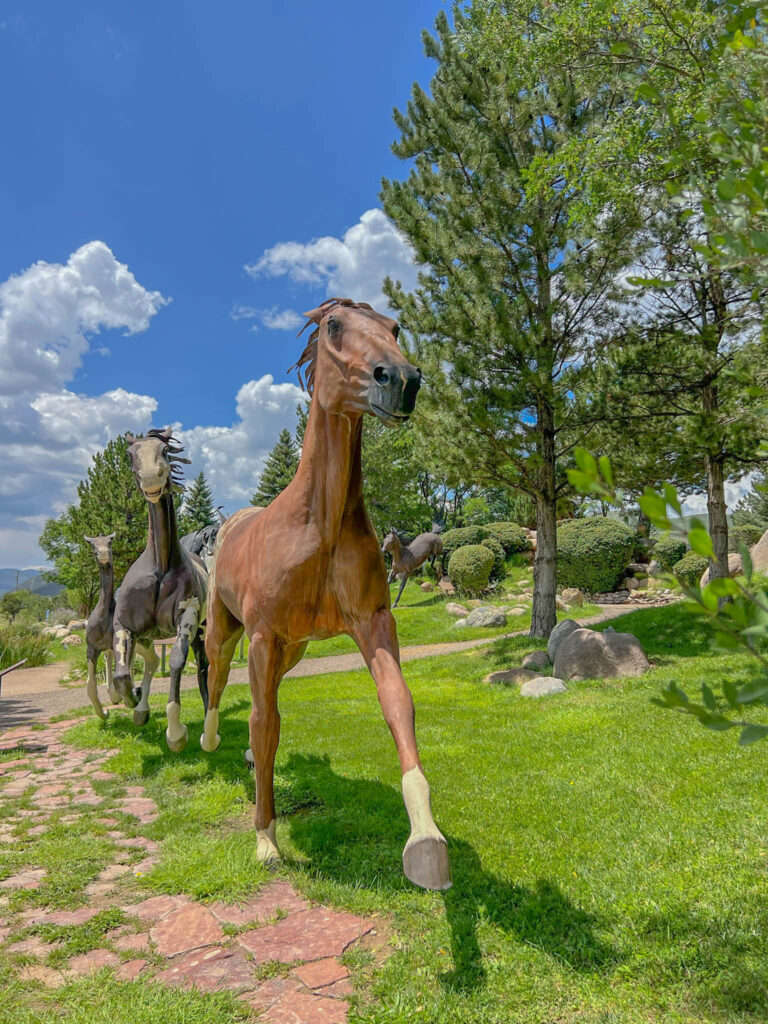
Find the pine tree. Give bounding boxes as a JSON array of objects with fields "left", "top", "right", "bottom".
[
  {"left": 295, "top": 401, "right": 309, "bottom": 451},
  {"left": 252, "top": 429, "right": 299, "bottom": 506},
  {"left": 381, "top": 6, "right": 638, "bottom": 637},
  {"left": 179, "top": 471, "right": 216, "bottom": 534}
]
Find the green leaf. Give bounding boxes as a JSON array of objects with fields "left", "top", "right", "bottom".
[
  {"left": 736, "top": 679, "right": 768, "bottom": 705},
  {"left": 598, "top": 455, "right": 614, "bottom": 489},
  {"left": 739, "top": 724, "right": 768, "bottom": 746},
  {"left": 702, "top": 715, "right": 737, "bottom": 732},
  {"left": 739, "top": 544, "right": 753, "bottom": 582},
  {"left": 723, "top": 681, "right": 739, "bottom": 708},
  {"left": 705, "top": 577, "right": 740, "bottom": 598},
  {"left": 717, "top": 175, "right": 739, "bottom": 201},
  {"left": 574, "top": 448, "right": 598, "bottom": 477},
  {"left": 701, "top": 683, "right": 717, "bottom": 711},
  {"left": 688, "top": 527, "right": 714, "bottom": 558}
]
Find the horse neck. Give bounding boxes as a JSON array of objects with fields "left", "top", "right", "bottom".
[
  {"left": 146, "top": 492, "right": 182, "bottom": 573},
  {"left": 390, "top": 535, "right": 406, "bottom": 567},
  {"left": 95, "top": 562, "right": 114, "bottom": 616},
  {"left": 292, "top": 401, "right": 363, "bottom": 544}
]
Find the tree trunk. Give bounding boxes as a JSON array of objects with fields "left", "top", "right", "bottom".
[
  {"left": 531, "top": 400, "right": 558, "bottom": 638},
  {"left": 705, "top": 453, "right": 730, "bottom": 582},
  {"left": 635, "top": 507, "right": 652, "bottom": 562}
]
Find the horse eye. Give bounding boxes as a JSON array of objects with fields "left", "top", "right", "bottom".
[{"left": 327, "top": 317, "right": 340, "bottom": 334}]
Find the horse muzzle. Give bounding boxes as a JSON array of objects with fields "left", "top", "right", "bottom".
[{"left": 370, "top": 363, "right": 421, "bottom": 425}]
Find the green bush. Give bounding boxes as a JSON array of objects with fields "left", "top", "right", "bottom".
[
  {"left": 730, "top": 523, "right": 764, "bottom": 552},
  {"left": 448, "top": 545, "right": 494, "bottom": 596},
  {"left": 652, "top": 536, "right": 687, "bottom": 570},
  {"left": 557, "top": 518, "right": 635, "bottom": 594},
  {"left": 0, "top": 626, "right": 51, "bottom": 670},
  {"left": 674, "top": 551, "right": 709, "bottom": 587},
  {"left": 480, "top": 536, "right": 506, "bottom": 580},
  {"left": 483, "top": 521, "right": 530, "bottom": 555},
  {"left": 440, "top": 526, "right": 489, "bottom": 560}
]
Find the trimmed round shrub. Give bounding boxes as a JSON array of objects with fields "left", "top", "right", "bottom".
[
  {"left": 484, "top": 521, "right": 530, "bottom": 555},
  {"left": 673, "top": 551, "right": 709, "bottom": 587},
  {"left": 557, "top": 518, "right": 635, "bottom": 594},
  {"left": 440, "top": 526, "right": 489, "bottom": 560},
  {"left": 730, "top": 523, "right": 764, "bottom": 552},
  {"left": 652, "top": 536, "right": 687, "bottom": 570},
  {"left": 448, "top": 545, "right": 494, "bottom": 596},
  {"left": 480, "top": 536, "right": 506, "bottom": 581}
]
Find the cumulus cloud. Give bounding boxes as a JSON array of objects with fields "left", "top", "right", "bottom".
[
  {"left": 246, "top": 208, "right": 418, "bottom": 313},
  {"left": 0, "top": 243, "right": 166, "bottom": 566},
  {"left": 230, "top": 304, "right": 303, "bottom": 332}
]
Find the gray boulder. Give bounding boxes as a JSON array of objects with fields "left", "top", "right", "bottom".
[
  {"left": 520, "top": 676, "right": 567, "bottom": 697},
  {"left": 464, "top": 606, "right": 507, "bottom": 628},
  {"left": 553, "top": 628, "right": 650, "bottom": 681},
  {"left": 522, "top": 649, "right": 550, "bottom": 670},
  {"left": 484, "top": 667, "right": 542, "bottom": 685},
  {"left": 546, "top": 619, "right": 581, "bottom": 663}
]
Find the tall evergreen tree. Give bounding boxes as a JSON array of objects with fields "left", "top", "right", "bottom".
[
  {"left": 381, "top": 5, "right": 637, "bottom": 636},
  {"left": 39, "top": 434, "right": 151, "bottom": 613},
  {"left": 252, "top": 429, "right": 299, "bottom": 506},
  {"left": 179, "top": 471, "right": 216, "bottom": 534},
  {"left": 295, "top": 401, "right": 309, "bottom": 451}
]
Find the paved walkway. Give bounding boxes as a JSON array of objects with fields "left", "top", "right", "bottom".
[
  {"left": 0, "top": 717, "right": 378, "bottom": 1021},
  {"left": 0, "top": 604, "right": 655, "bottom": 727}
]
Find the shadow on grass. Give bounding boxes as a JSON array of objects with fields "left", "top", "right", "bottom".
[{"left": 281, "top": 753, "right": 618, "bottom": 992}]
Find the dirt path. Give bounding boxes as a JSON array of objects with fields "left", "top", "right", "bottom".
[{"left": 0, "top": 604, "right": 659, "bottom": 727}]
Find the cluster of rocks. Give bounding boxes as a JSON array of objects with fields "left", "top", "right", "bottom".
[
  {"left": 42, "top": 619, "right": 86, "bottom": 640},
  {"left": 446, "top": 602, "right": 529, "bottom": 629},
  {"left": 484, "top": 618, "right": 650, "bottom": 696}
]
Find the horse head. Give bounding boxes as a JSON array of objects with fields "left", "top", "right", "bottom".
[
  {"left": 84, "top": 532, "right": 116, "bottom": 566},
  {"left": 381, "top": 530, "right": 398, "bottom": 555},
  {"left": 291, "top": 298, "right": 421, "bottom": 426},
  {"left": 124, "top": 428, "right": 190, "bottom": 504}
]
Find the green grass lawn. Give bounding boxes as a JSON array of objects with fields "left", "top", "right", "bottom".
[{"left": 8, "top": 602, "right": 765, "bottom": 1022}]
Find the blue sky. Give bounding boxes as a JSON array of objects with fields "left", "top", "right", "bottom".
[{"left": 0, "top": 0, "right": 439, "bottom": 566}]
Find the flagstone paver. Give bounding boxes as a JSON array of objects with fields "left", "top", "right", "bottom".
[
  {"left": 25, "top": 907, "right": 101, "bottom": 927},
  {"left": 259, "top": 990, "right": 350, "bottom": 1023},
  {"left": 1, "top": 868, "right": 47, "bottom": 890},
  {"left": 113, "top": 931, "right": 150, "bottom": 952},
  {"left": 294, "top": 957, "right": 350, "bottom": 989},
  {"left": 238, "top": 906, "right": 374, "bottom": 963},
  {"left": 210, "top": 880, "right": 309, "bottom": 926},
  {"left": 116, "top": 958, "right": 149, "bottom": 981},
  {"left": 17, "top": 965, "right": 66, "bottom": 988},
  {"left": 154, "top": 945, "right": 258, "bottom": 992},
  {"left": 67, "top": 948, "right": 121, "bottom": 974},
  {"left": 150, "top": 902, "right": 225, "bottom": 957}
]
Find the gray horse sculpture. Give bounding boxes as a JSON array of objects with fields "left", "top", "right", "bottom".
[
  {"left": 111, "top": 428, "right": 209, "bottom": 750},
  {"left": 381, "top": 527, "right": 444, "bottom": 608},
  {"left": 84, "top": 533, "right": 158, "bottom": 722}
]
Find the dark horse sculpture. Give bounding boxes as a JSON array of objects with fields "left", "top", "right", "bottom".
[
  {"left": 202, "top": 298, "right": 451, "bottom": 890},
  {"left": 111, "top": 429, "right": 209, "bottom": 750},
  {"left": 381, "top": 528, "right": 444, "bottom": 608},
  {"left": 84, "top": 533, "right": 158, "bottom": 721}
]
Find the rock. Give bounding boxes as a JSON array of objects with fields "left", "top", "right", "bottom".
[
  {"left": 237, "top": 905, "right": 374, "bottom": 963},
  {"left": 62, "top": 634, "right": 82, "bottom": 646},
  {"left": 467, "top": 599, "right": 483, "bottom": 608},
  {"left": 438, "top": 579, "right": 455, "bottom": 595},
  {"left": 453, "top": 618, "right": 468, "bottom": 628},
  {"left": 625, "top": 563, "right": 650, "bottom": 578},
  {"left": 553, "top": 628, "right": 650, "bottom": 681},
  {"left": 150, "top": 903, "right": 225, "bottom": 957},
  {"left": 520, "top": 676, "right": 567, "bottom": 697},
  {"left": 484, "top": 668, "right": 543, "bottom": 685},
  {"left": 555, "top": 598, "right": 568, "bottom": 611},
  {"left": 522, "top": 650, "right": 550, "bottom": 670},
  {"left": 624, "top": 577, "right": 639, "bottom": 590},
  {"left": 67, "top": 619, "right": 86, "bottom": 630},
  {"left": 751, "top": 528, "right": 768, "bottom": 572},
  {"left": 546, "top": 619, "right": 580, "bottom": 663},
  {"left": 561, "top": 587, "right": 583, "bottom": 607},
  {"left": 648, "top": 559, "right": 664, "bottom": 577},
  {"left": 464, "top": 606, "right": 507, "bottom": 628},
  {"left": 420, "top": 582, "right": 434, "bottom": 592},
  {"left": 699, "top": 552, "right": 743, "bottom": 588},
  {"left": 445, "top": 602, "right": 469, "bottom": 617},
  {"left": 508, "top": 607, "right": 527, "bottom": 617}
]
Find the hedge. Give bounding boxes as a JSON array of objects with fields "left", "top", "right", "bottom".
[
  {"left": 483, "top": 521, "right": 530, "bottom": 555},
  {"left": 557, "top": 518, "right": 635, "bottom": 594},
  {"left": 448, "top": 545, "right": 494, "bottom": 595},
  {"left": 674, "top": 551, "right": 709, "bottom": 587},
  {"left": 440, "top": 526, "right": 489, "bottom": 560},
  {"left": 652, "top": 536, "right": 687, "bottom": 570},
  {"left": 730, "top": 523, "right": 764, "bottom": 552},
  {"left": 480, "top": 536, "right": 506, "bottom": 581}
]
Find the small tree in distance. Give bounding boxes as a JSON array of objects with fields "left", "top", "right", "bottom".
[
  {"left": 179, "top": 471, "right": 216, "bottom": 534},
  {"left": 252, "top": 429, "right": 299, "bottom": 507}
]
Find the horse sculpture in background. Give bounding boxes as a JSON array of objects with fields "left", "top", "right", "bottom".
[
  {"left": 202, "top": 298, "right": 451, "bottom": 891},
  {"left": 111, "top": 429, "right": 209, "bottom": 749},
  {"left": 381, "top": 527, "right": 444, "bottom": 608},
  {"left": 84, "top": 534, "right": 158, "bottom": 721}
]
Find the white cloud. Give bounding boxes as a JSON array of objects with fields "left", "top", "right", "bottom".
[
  {"left": 177, "top": 375, "right": 305, "bottom": 507},
  {"left": 680, "top": 474, "right": 755, "bottom": 518},
  {"left": 246, "top": 208, "right": 418, "bottom": 314},
  {"left": 230, "top": 304, "right": 303, "bottom": 332}
]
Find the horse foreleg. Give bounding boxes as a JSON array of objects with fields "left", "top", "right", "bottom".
[
  {"left": 105, "top": 650, "right": 120, "bottom": 704},
  {"left": 165, "top": 598, "right": 200, "bottom": 753},
  {"left": 354, "top": 609, "right": 451, "bottom": 891},
  {"left": 393, "top": 572, "right": 409, "bottom": 608},
  {"left": 132, "top": 642, "right": 159, "bottom": 727},
  {"left": 86, "top": 644, "right": 107, "bottom": 720},
  {"left": 112, "top": 620, "right": 137, "bottom": 709},
  {"left": 387, "top": 567, "right": 396, "bottom": 585},
  {"left": 201, "top": 592, "right": 243, "bottom": 753}
]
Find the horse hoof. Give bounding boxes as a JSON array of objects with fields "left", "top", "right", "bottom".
[
  {"left": 166, "top": 725, "right": 188, "bottom": 753},
  {"left": 121, "top": 690, "right": 138, "bottom": 709},
  {"left": 200, "top": 732, "right": 220, "bottom": 753},
  {"left": 256, "top": 821, "right": 280, "bottom": 864},
  {"left": 244, "top": 747, "right": 254, "bottom": 769},
  {"left": 133, "top": 708, "right": 150, "bottom": 728},
  {"left": 403, "top": 836, "right": 452, "bottom": 891}
]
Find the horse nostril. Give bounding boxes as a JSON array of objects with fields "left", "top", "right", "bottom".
[{"left": 373, "top": 366, "right": 390, "bottom": 385}]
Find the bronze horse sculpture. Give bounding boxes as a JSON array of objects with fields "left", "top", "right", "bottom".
[
  {"left": 84, "top": 533, "right": 158, "bottom": 721},
  {"left": 111, "top": 429, "right": 209, "bottom": 750},
  {"left": 202, "top": 298, "right": 451, "bottom": 890},
  {"left": 381, "top": 528, "right": 444, "bottom": 608}
]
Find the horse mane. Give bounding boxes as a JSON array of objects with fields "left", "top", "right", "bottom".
[{"left": 288, "top": 297, "right": 374, "bottom": 394}]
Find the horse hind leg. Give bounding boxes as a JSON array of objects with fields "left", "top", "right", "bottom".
[
  {"left": 105, "top": 651, "right": 120, "bottom": 704},
  {"left": 132, "top": 642, "right": 159, "bottom": 727},
  {"left": 393, "top": 572, "right": 409, "bottom": 608},
  {"left": 165, "top": 599, "right": 200, "bottom": 753},
  {"left": 201, "top": 591, "right": 243, "bottom": 754},
  {"left": 86, "top": 645, "right": 107, "bottom": 721}
]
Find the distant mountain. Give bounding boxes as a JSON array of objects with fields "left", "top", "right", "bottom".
[{"left": 0, "top": 568, "right": 64, "bottom": 598}]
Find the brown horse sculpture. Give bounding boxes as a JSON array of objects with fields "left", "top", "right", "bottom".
[
  {"left": 202, "top": 298, "right": 451, "bottom": 891},
  {"left": 111, "top": 429, "right": 209, "bottom": 750},
  {"left": 381, "top": 528, "right": 444, "bottom": 607}
]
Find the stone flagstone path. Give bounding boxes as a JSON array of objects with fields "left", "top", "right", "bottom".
[{"left": 0, "top": 718, "right": 383, "bottom": 1022}]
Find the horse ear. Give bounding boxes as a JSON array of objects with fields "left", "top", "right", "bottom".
[
  {"left": 83, "top": 536, "right": 94, "bottom": 544},
  {"left": 107, "top": 532, "right": 116, "bottom": 542}
]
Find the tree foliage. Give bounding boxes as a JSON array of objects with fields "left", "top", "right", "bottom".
[
  {"left": 179, "top": 471, "right": 216, "bottom": 534},
  {"left": 252, "top": 429, "right": 299, "bottom": 506}
]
